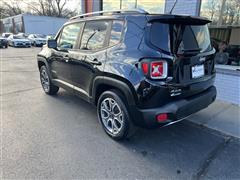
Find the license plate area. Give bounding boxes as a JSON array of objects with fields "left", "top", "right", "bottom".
[{"left": 191, "top": 64, "right": 204, "bottom": 79}]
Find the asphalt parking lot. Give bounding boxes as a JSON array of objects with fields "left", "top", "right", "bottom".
[{"left": 1, "top": 47, "right": 240, "bottom": 179}]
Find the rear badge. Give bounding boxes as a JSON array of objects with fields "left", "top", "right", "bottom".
[
  {"left": 199, "top": 57, "right": 206, "bottom": 62},
  {"left": 170, "top": 89, "right": 182, "bottom": 97}
]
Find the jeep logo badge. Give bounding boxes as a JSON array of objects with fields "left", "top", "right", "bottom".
[{"left": 199, "top": 57, "right": 206, "bottom": 62}]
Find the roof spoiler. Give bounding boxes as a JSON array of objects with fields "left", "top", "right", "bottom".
[{"left": 147, "top": 15, "right": 211, "bottom": 25}]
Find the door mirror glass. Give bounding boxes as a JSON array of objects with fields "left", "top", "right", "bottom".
[{"left": 47, "top": 39, "right": 57, "bottom": 49}]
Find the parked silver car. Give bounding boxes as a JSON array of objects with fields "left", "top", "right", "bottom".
[
  {"left": 28, "top": 34, "right": 47, "bottom": 47},
  {"left": 7, "top": 35, "right": 31, "bottom": 47}
]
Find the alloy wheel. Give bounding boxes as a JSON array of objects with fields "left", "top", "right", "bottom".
[
  {"left": 40, "top": 69, "right": 50, "bottom": 92},
  {"left": 100, "top": 97, "right": 124, "bottom": 135}
]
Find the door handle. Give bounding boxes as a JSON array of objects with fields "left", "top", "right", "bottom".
[
  {"left": 63, "top": 55, "right": 69, "bottom": 62},
  {"left": 91, "top": 58, "right": 102, "bottom": 65}
]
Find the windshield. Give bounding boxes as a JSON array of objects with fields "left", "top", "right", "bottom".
[
  {"left": 34, "top": 34, "right": 46, "bottom": 38},
  {"left": 150, "top": 22, "right": 212, "bottom": 54},
  {"left": 13, "top": 35, "right": 24, "bottom": 39}
]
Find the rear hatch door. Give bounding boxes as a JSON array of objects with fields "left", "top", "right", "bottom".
[{"left": 147, "top": 15, "right": 215, "bottom": 94}]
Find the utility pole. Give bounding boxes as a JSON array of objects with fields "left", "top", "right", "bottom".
[{"left": 120, "top": 0, "right": 122, "bottom": 9}]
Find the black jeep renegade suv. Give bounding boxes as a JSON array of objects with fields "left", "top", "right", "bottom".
[{"left": 37, "top": 10, "right": 216, "bottom": 140}]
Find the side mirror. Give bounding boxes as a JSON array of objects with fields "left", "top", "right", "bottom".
[{"left": 47, "top": 39, "right": 57, "bottom": 49}]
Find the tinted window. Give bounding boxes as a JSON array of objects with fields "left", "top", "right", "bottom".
[
  {"left": 58, "top": 23, "right": 82, "bottom": 49},
  {"left": 80, "top": 21, "right": 110, "bottom": 50},
  {"left": 150, "top": 23, "right": 170, "bottom": 52},
  {"left": 109, "top": 20, "right": 123, "bottom": 46},
  {"left": 150, "top": 23, "right": 211, "bottom": 54}
]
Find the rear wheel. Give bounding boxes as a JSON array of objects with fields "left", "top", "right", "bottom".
[
  {"left": 40, "top": 66, "right": 59, "bottom": 95},
  {"left": 97, "top": 90, "right": 136, "bottom": 140}
]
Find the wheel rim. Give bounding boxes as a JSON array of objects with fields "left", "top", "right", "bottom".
[
  {"left": 40, "top": 69, "right": 50, "bottom": 92},
  {"left": 100, "top": 98, "right": 124, "bottom": 135}
]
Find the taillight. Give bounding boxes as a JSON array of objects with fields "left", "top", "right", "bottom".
[
  {"left": 141, "top": 60, "right": 168, "bottom": 79},
  {"left": 141, "top": 62, "right": 149, "bottom": 75},
  {"left": 156, "top": 113, "right": 168, "bottom": 122},
  {"left": 151, "top": 61, "right": 168, "bottom": 79}
]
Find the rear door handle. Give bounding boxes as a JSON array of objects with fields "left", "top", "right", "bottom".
[
  {"left": 63, "top": 55, "right": 69, "bottom": 62},
  {"left": 91, "top": 58, "right": 102, "bottom": 65}
]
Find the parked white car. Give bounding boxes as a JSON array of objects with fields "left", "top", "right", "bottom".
[
  {"left": 2, "top": 32, "right": 13, "bottom": 38},
  {"left": 7, "top": 35, "right": 31, "bottom": 47},
  {"left": 28, "top": 34, "right": 47, "bottom": 47}
]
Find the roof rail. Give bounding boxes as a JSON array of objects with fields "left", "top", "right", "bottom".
[{"left": 70, "top": 9, "right": 148, "bottom": 20}]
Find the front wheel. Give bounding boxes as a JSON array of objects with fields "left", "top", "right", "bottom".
[
  {"left": 97, "top": 90, "right": 136, "bottom": 140},
  {"left": 40, "top": 66, "right": 59, "bottom": 95}
]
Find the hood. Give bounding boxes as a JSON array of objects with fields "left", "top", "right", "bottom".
[
  {"left": 35, "top": 38, "right": 47, "bottom": 41},
  {"left": 13, "top": 39, "right": 30, "bottom": 42}
]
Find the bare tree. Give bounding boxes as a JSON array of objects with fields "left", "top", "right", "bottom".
[
  {"left": 24, "top": 0, "right": 77, "bottom": 18},
  {"left": 1, "top": 0, "right": 24, "bottom": 17},
  {"left": 201, "top": 0, "right": 220, "bottom": 25},
  {"left": 1, "top": 0, "right": 77, "bottom": 18}
]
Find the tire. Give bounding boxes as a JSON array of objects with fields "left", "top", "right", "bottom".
[
  {"left": 5, "top": 44, "right": 8, "bottom": 48},
  {"left": 40, "top": 66, "right": 59, "bottom": 95},
  {"left": 97, "top": 90, "right": 136, "bottom": 140},
  {"left": 214, "top": 52, "right": 229, "bottom": 64}
]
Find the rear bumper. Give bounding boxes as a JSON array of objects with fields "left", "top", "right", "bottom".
[{"left": 131, "top": 86, "right": 217, "bottom": 128}]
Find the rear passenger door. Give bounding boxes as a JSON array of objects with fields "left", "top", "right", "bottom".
[{"left": 71, "top": 20, "right": 111, "bottom": 100}]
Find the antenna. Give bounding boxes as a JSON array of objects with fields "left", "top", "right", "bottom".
[{"left": 169, "top": 0, "right": 178, "bottom": 14}]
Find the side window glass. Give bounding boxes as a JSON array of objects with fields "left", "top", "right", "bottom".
[
  {"left": 57, "top": 23, "right": 82, "bottom": 50},
  {"left": 109, "top": 20, "right": 123, "bottom": 46},
  {"left": 80, "top": 21, "right": 110, "bottom": 50}
]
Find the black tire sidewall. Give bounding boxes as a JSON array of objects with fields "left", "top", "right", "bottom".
[
  {"left": 40, "top": 66, "right": 51, "bottom": 93},
  {"left": 97, "top": 90, "right": 131, "bottom": 140}
]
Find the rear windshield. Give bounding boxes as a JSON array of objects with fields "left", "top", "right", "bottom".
[{"left": 150, "top": 22, "right": 211, "bottom": 54}]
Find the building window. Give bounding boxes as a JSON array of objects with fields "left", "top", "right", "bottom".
[
  {"left": 103, "top": 0, "right": 121, "bottom": 11},
  {"left": 137, "top": 0, "right": 165, "bottom": 14},
  {"left": 103, "top": 0, "right": 165, "bottom": 14}
]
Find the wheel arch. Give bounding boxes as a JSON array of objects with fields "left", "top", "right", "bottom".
[
  {"left": 37, "top": 56, "right": 53, "bottom": 79},
  {"left": 92, "top": 76, "right": 137, "bottom": 107}
]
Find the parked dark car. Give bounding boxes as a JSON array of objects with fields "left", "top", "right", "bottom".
[
  {"left": 0, "top": 37, "right": 8, "bottom": 48},
  {"left": 226, "top": 45, "right": 240, "bottom": 65},
  {"left": 37, "top": 10, "right": 216, "bottom": 140}
]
